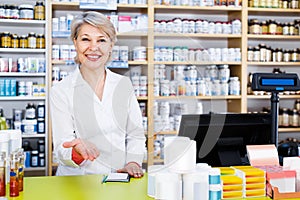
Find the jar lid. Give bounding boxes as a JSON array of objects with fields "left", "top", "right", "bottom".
[{"left": 19, "top": 4, "right": 34, "bottom": 9}]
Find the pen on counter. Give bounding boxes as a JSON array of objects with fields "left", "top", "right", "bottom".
[{"left": 101, "top": 175, "right": 108, "bottom": 184}]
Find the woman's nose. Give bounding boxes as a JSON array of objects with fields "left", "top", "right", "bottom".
[{"left": 89, "top": 41, "right": 99, "bottom": 51}]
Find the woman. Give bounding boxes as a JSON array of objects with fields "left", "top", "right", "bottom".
[{"left": 50, "top": 11, "right": 146, "bottom": 178}]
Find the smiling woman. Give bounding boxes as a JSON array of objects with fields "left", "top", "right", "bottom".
[{"left": 50, "top": 11, "right": 146, "bottom": 178}]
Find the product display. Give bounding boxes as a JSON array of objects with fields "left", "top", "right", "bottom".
[
  {"left": 0, "top": 0, "right": 299, "bottom": 181},
  {"left": 0, "top": 0, "right": 48, "bottom": 176}
]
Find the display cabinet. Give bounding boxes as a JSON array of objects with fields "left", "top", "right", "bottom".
[{"left": 0, "top": 0, "right": 49, "bottom": 176}]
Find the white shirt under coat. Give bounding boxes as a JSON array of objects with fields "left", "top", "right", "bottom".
[{"left": 50, "top": 67, "right": 146, "bottom": 176}]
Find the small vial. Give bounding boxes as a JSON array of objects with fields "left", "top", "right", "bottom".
[
  {"left": 0, "top": 152, "right": 6, "bottom": 197},
  {"left": 10, "top": 153, "right": 19, "bottom": 197}
]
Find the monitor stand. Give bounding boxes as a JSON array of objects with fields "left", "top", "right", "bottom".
[{"left": 217, "top": 137, "right": 243, "bottom": 166}]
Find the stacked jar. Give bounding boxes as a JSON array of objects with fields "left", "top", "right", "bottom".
[
  {"left": 0, "top": 2, "right": 45, "bottom": 20},
  {"left": 0, "top": 32, "right": 45, "bottom": 49}
]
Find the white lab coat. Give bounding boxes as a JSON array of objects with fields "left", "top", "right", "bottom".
[{"left": 50, "top": 67, "right": 146, "bottom": 176}]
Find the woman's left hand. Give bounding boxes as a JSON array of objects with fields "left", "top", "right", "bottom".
[{"left": 117, "top": 162, "right": 144, "bottom": 178}]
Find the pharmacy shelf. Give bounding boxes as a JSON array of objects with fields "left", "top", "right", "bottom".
[
  {"left": 24, "top": 167, "right": 46, "bottom": 172},
  {"left": 155, "top": 131, "right": 178, "bottom": 135},
  {"left": 154, "top": 95, "right": 242, "bottom": 100},
  {"left": 0, "top": 19, "right": 46, "bottom": 25},
  {"left": 247, "top": 62, "right": 300, "bottom": 66},
  {"left": 279, "top": 128, "right": 300, "bottom": 133},
  {"left": 154, "top": 33, "right": 242, "bottom": 38},
  {"left": 247, "top": 95, "right": 300, "bottom": 99},
  {"left": 154, "top": 5, "right": 242, "bottom": 11},
  {"left": 137, "top": 96, "right": 148, "bottom": 101},
  {"left": 22, "top": 134, "right": 46, "bottom": 138},
  {"left": 247, "top": 7, "right": 300, "bottom": 13},
  {"left": 0, "top": 48, "right": 46, "bottom": 53},
  {"left": 0, "top": 96, "right": 46, "bottom": 101},
  {"left": 0, "top": 73, "right": 46, "bottom": 77},
  {"left": 153, "top": 61, "right": 242, "bottom": 65},
  {"left": 248, "top": 34, "right": 300, "bottom": 40}
]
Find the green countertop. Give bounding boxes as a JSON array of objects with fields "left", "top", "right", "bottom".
[
  {"left": 3, "top": 174, "right": 294, "bottom": 200},
  {"left": 6, "top": 174, "right": 153, "bottom": 200}
]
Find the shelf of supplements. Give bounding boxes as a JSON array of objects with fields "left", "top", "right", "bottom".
[
  {"left": 0, "top": 0, "right": 50, "bottom": 177},
  {"left": 248, "top": 35, "right": 300, "bottom": 39},
  {"left": 247, "top": 7, "right": 300, "bottom": 13},
  {"left": 0, "top": 72, "right": 46, "bottom": 77},
  {"left": 48, "top": 1, "right": 151, "bottom": 174},
  {"left": 0, "top": 19, "right": 46, "bottom": 26},
  {"left": 279, "top": 127, "right": 300, "bottom": 132},
  {"left": 51, "top": 2, "right": 148, "bottom": 10},
  {"left": 0, "top": 48, "right": 46, "bottom": 53},
  {"left": 153, "top": 5, "right": 242, "bottom": 11},
  {"left": 22, "top": 134, "right": 46, "bottom": 138},
  {"left": 153, "top": 61, "right": 242, "bottom": 65},
  {"left": 154, "top": 130, "right": 178, "bottom": 135},
  {"left": 247, "top": 95, "right": 300, "bottom": 99},
  {"left": 24, "top": 167, "right": 46, "bottom": 172},
  {"left": 247, "top": 62, "right": 300, "bottom": 66},
  {"left": 154, "top": 95, "right": 242, "bottom": 100},
  {"left": 0, "top": 96, "right": 46, "bottom": 101},
  {"left": 154, "top": 33, "right": 242, "bottom": 38}
]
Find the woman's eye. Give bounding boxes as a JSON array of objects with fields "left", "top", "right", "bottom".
[
  {"left": 99, "top": 39, "right": 106, "bottom": 42},
  {"left": 81, "top": 38, "right": 89, "bottom": 41}
]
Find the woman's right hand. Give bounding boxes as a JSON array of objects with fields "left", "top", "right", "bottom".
[{"left": 63, "top": 138, "right": 100, "bottom": 161}]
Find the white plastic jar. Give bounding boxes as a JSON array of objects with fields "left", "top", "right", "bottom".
[
  {"left": 19, "top": 4, "right": 34, "bottom": 20},
  {"left": 133, "top": 46, "right": 147, "bottom": 61}
]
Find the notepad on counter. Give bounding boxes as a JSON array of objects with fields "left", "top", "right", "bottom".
[{"left": 102, "top": 173, "right": 130, "bottom": 183}]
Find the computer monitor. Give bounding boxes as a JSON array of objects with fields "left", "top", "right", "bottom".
[{"left": 178, "top": 113, "right": 273, "bottom": 167}]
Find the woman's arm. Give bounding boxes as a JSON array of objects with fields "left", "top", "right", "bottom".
[{"left": 50, "top": 85, "right": 79, "bottom": 167}]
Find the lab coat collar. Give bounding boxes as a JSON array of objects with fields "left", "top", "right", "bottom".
[{"left": 71, "top": 66, "right": 114, "bottom": 88}]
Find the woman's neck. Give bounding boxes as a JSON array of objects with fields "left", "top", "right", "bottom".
[{"left": 80, "top": 66, "right": 106, "bottom": 100}]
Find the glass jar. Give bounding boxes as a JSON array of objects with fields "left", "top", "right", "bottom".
[
  {"left": 10, "top": 5, "right": 19, "bottom": 19},
  {"left": 253, "top": 46, "right": 260, "bottom": 61},
  {"left": 25, "top": 103, "right": 36, "bottom": 120},
  {"left": 0, "top": 5, "right": 5, "bottom": 18},
  {"left": 259, "top": 43, "right": 267, "bottom": 62},
  {"left": 1, "top": 32, "right": 11, "bottom": 48},
  {"left": 276, "top": 22, "right": 282, "bottom": 34},
  {"left": 11, "top": 34, "right": 19, "bottom": 48},
  {"left": 283, "top": 50, "right": 290, "bottom": 62},
  {"left": 294, "top": 99, "right": 300, "bottom": 110},
  {"left": 250, "top": 19, "right": 260, "bottom": 34},
  {"left": 265, "top": 46, "right": 272, "bottom": 62},
  {"left": 291, "top": 48, "right": 298, "bottom": 62},
  {"left": 247, "top": 46, "right": 254, "bottom": 61},
  {"left": 272, "top": 0, "right": 279, "bottom": 7},
  {"left": 290, "top": 109, "right": 299, "bottom": 127},
  {"left": 34, "top": 1, "right": 45, "bottom": 20},
  {"left": 283, "top": 22, "right": 289, "bottom": 35},
  {"left": 259, "top": 0, "right": 266, "bottom": 7},
  {"left": 268, "top": 20, "right": 277, "bottom": 35},
  {"left": 27, "top": 32, "right": 36, "bottom": 48},
  {"left": 281, "top": 108, "right": 289, "bottom": 127},
  {"left": 277, "top": 48, "right": 283, "bottom": 62},
  {"left": 19, "top": 35, "right": 27, "bottom": 48},
  {"left": 36, "top": 34, "right": 45, "bottom": 49},
  {"left": 261, "top": 21, "right": 268, "bottom": 34},
  {"left": 289, "top": 22, "right": 295, "bottom": 35}
]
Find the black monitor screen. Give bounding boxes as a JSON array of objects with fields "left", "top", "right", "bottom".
[{"left": 178, "top": 113, "right": 273, "bottom": 167}]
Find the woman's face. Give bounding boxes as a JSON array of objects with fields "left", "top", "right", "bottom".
[{"left": 73, "top": 23, "right": 113, "bottom": 70}]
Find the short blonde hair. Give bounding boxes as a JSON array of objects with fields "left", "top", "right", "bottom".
[{"left": 70, "top": 11, "right": 117, "bottom": 63}]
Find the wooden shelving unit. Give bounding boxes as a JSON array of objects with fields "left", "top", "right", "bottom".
[{"left": 47, "top": 0, "right": 300, "bottom": 174}]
